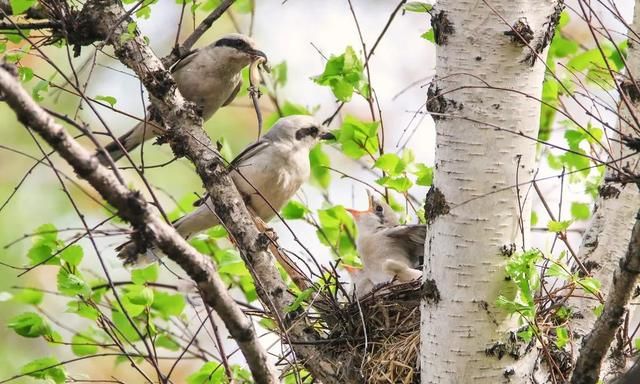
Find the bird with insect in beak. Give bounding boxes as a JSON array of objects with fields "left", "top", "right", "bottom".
[
  {"left": 96, "top": 33, "right": 268, "bottom": 164},
  {"left": 346, "top": 191, "right": 425, "bottom": 294},
  {"left": 117, "top": 115, "right": 335, "bottom": 265}
]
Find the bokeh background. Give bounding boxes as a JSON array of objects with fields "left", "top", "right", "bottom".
[{"left": 0, "top": 0, "right": 632, "bottom": 382}]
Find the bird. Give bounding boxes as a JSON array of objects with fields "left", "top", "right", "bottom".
[
  {"left": 346, "top": 192, "right": 425, "bottom": 290},
  {"left": 97, "top": 33, "right": 267, "bottom": 164},
  {"left": 117, "top": 115, "right": 335, "bottom": 265}
]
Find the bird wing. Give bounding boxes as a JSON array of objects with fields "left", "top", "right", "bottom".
[
  {"left": 382, "top": 224, "right": 426, "bottom": 266},
  {"left": 192, "top": 139, "right": 270, "bottom": 207},
  {"left": 171, "top": 49, "right": 200, "bottom": 73},
  {"left": 229, "top": 138, "right": 270, "bottom": 169},
  {"left": 222, "top": 81, "right": 242, "bottom": 107}
]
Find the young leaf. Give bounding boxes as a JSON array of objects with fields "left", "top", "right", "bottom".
[
  {"left": 57, "top": 268, "right": 91, "bottom": 297},
  {"left": 10, "top": 0, "right": 37, "bottom": 15},
  {"left": 309, "top": 144, "right": 331, "bottom": 189},
  {"left": 60, "top": 245, "right": 83, "bottom": 266},
  {"left": 8, "top": 312, "right": 51, "bottom": 338},
  {"left": 404, "top": 1, "right": 433, "bottom": 12},
  {"left": 312, "top": 46, "right": 367, "bottom": 102},
  {"left": 187, "top": 362, "right": 225, "bottom": 384},
  {"left": 281, "top": 200, "right": 308, "bottom": 220},
  {"left": 71, "top": 331, "right": 99, "bottom": 356},
  {"left": 421, "top": 29, "right": 435, "bottom": 43},
  {"left": 332, "top": 115, "right": 379, "bottom": 159},
  {"left": 414, "top": 163, "right": 434, "bottom": 186},
  {"left": 151, "top": 291, "right": 186, "bottom": 319},
  {"left": 95, "top": 95, "right": 117, "bottom": 107},
  {"left": 555, "top": 326, "right": 569, "bottom": 349},
  {"left": 131, "top": 263, "right": 159, "bottom": 285},
  {"left": 20, "top": 357, "right": 67, "bottom": 384},
  {"left": 547, "top": 220, "right": 572, "bottom": 233},
  {"left": 570, "top": 202, "right": 591, "bottom": 221}
]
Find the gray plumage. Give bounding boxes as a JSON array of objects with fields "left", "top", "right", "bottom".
[
  {"left": 347, "top": 193, "right": 425, "bottom": 289},
  {"left": 117, "top": 115, "right": 334, "bottom": 265},
  {"left": 97, "top": 33, "right": 267, "bottom": 164}
]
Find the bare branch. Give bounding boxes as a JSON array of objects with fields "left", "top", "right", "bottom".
[
  {"left": 572, "top": 209, "right": 640, "bottom": 384},
  {"left": 0, "top": 64, "right": 278, "bottom": 384}
]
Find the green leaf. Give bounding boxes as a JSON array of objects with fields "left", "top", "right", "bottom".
[
  {"left": 578, "top": 276, "right": 601, "bottom": 295},
  {"left": 312, "top": 46, "right": 367, "bottom": 102},
  {"left": 151, "top": 291, "right": 186, "bottom": 319},
  {"left": 32, "top": 79, "right": 49, "bottom": 101},
  {"left": 156, "top": 333, "right": 180, "bottom": 351},
  {"left": 421, "top": 29, "right": 435, "bottom": 43},
  {"left": 414, "top": 163, "right": 433, "bottom": 186},
  {"left": 18, "top": 66, "right": 33, "bottom": 82},
  {"left": 271, "top": 61, "right": 288, "bottom": 87},
  {"left": 376, "top": 175, "right": 413, "bottom": 192},
  {"left": 333, "top": 115, "right": 379, "bottom": 159},
  {"left": 309, "top": 144, "right": 331, "bottom": 189},
  {"left": 404, "top": 1, "right": 432, "bottom": 12},
  {"left": 125, "top": 285, "right": 154, "bottom": 306},
  {"left": 287, "top": 287, "right": 314, "bottom": 312},
  {"left": 95, "top": 95, "right": 117, "bottom": 107},
  {"left": 593, "top": 304, "right": 604, "bottom": 317},
  {"left": 555, "top": 326, "right": 569, "bottom": 349},
  {"left": 71, "top": 331, "right": 98, "bottom": 356},
  {"left": 281, "top": 200, "right": 308, "bottom": 220},
  {"left": 8, "top": 312, "right": 51, "bottom": 338},
  {"left": 547, "top": 220, "right": 572, "bottom": 233},
  {"left": 111, "top": 309, "right": 141, "bottom": 342},
  {"left": 57, "top": 268, "right": 91, "bottom": 297},
  {"left": 187, "top": 362, "right": 225, "bottom": 384},
  {"left": 374, "top": 153, "right": 402, "bottom": 175},
  {"left": 316, "top": 206, "right": 358, "bottom": 263},
  {"left": 66, "top": 300, "right": 99, "bottom": 320},
  {"left": 131, "top": 263, "right": 159, "bottom": 285},
  {"left": 571, "top": 202, "right": 591, "bottom": 221},
  {"left": 20, "top": 357, "right": 66, "bottom": 384},
  {"left": 531, "top": 211, "right": 538, "bottom": 226},
  {"left": 27, "top": 244, "right": 58, "bottom": 266},
  {"left": 60, "top": 245, "right": 83, "bottom": 266},
  {"left": 10, "top": 0, "right": 36, "bottom": 14}
]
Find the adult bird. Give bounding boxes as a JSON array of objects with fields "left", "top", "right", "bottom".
[
  {"left": 97, "top": 33, "right": 267, "bottom": 163},
  {"left": 117, "top": 115, "right": 335, "bottom": 265},
  {"left": 346, "top": 192, "right": 425, "bottom": 291}
]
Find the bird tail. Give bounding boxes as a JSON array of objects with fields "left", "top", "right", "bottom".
[
  {"left": 383, "top": 259, "right": 423, "bottom": 282},
  {"left": 116, "top": 201, "right": 220, "bottom": 266},
  {"left": 96, "top": 121, "right": 161, "bottom": 165}
]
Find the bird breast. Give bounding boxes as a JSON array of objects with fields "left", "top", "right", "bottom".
[
  {"left": 172, "top": 53, "right": 241, "bottom": 119},
  {"left": 357, "top": 232, "right": 412, "bottom": 284},
  {"left": 232, "top": 145, "right": 310, "bottom": 222}
]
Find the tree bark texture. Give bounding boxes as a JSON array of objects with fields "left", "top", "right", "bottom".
[{"left": 421, "top": 1, "right": 562, "bottom": 382}]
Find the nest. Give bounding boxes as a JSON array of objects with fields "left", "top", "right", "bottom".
[{"left": 316, "top": 279, "right": 423, "bottom": 384}]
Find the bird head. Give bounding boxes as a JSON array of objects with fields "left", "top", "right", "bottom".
[
  {"left": 346, "top": 191, "right": 400, "bottom": 233},
  {"left": 212, "top": 33, "right": 268, "bottom": 66},
  {"left": 264, "top": 115, "right": 335, "bottom": 149}
]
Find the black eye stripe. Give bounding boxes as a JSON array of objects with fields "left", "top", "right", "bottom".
[
  {"left": 214, "top": 38, "right": 253, "bottom": 52},
  {"left": 295, "top": 126, "right": 319, "bottom": 140}
]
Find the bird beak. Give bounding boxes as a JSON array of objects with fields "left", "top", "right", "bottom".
[
  {"left": 250, "top": 49, "right": 268, "bottom": 62},
  {"left": 345, "top": 208, "right": 366, "bottom": 218},
  {"left": 320, "top": 131, "right": 336, "bottom": 141}
]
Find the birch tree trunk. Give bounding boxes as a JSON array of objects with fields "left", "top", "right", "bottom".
[
  {"left": 421, "top": 1, "right": 561, "bottom": 382},
  {"left": 570, "top": 1, "right": 640, "bottom": 380}
]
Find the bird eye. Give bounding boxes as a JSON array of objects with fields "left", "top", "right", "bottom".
[
  {"left": 295, "top": 126, "right": 319, "bottom": 140},
  {"left": 375, "top": 205, "right": 383, "bottom": 213}
]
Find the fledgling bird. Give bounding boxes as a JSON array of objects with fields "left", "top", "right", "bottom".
[
  {"left": 97, "top": 33, "right": 267, "bottom": 163},
  {"left": 346, "top": 192, "right": 425, "bottom": 287},
  {"left": 117, "top": 115, "right": 335, "bottom": 265}
]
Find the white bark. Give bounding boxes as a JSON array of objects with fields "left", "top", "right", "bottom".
[
  {"left": 571, "top": 1, "right": 640, "bottom": 380},
  {"left": 421, "top": 1, "right": 560, "bottom": 382}
]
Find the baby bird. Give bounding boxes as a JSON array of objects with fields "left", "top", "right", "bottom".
[{"left": 346, "top": 192, "right": 425, "bottom": 294}]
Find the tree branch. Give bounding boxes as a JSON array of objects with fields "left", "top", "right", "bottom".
[
  {"left": 35, "top": 0, "right": 343, "bottom": 381},
  {"left": 0, "top": 65, "right": 278, "bottom": 384},
  {"left": 571, "top": 209, "right": 640, "bottom": 384}
]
